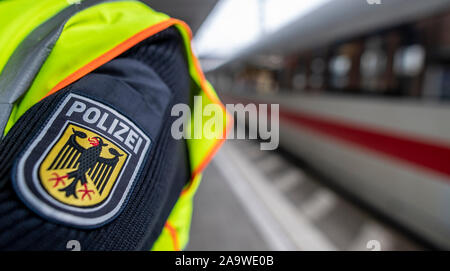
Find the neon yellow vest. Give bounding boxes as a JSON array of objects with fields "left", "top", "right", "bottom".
[{"left": 0, "top": 0, "right": 231, "bottom": 250}]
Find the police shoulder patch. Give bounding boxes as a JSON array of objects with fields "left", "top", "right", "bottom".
[{"left": 13, "top": 93, "right": 151, "bottom": 228}]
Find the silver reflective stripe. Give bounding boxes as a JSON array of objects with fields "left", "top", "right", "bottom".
[{"left": 0, "top": 0, "right": 114, "bottom": 137}]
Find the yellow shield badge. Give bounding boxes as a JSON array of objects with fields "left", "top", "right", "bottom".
[
  {"left": 14, "top": 93, "right": 151, "bottom": 228},
  {"left": 40, "top": 124, "right": 127, "bottom": 207}
]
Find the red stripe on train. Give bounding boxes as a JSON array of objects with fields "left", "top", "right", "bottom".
[
  {"left": 225, "top": 95, "right": 450, "bottom": 179},
  {"left": 279, "top": 109, "right": 450, "bottom": 178}
]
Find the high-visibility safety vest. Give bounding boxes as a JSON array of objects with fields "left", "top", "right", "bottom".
[{"left": 0, "top": 0, "right": 231, "bottom": 250}]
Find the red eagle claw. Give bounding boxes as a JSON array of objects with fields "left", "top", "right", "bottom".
[
  {"left": 48, "top": 173, "right": 68, "bottom": 188},
  {"left": 77, "top": 183, "right": 95, "bottom": 200}
]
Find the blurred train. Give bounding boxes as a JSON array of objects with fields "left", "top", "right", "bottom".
[{"left": 207, "top": 0, "right": 450, "bottom": 249}]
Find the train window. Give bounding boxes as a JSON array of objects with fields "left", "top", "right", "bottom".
[
  {"left": 310, "top": 74, "right": 324, "bottom": 89},
  {"left": 361, "top": 51, "right": 386, "bottom": 76},
  {"left": 394, "top": 45, "right": 426, "bottom": 77},
  {"left": 292, "top": 73, "right": 307, "bottom": 90},
  {"left": 255, "top": 70, "right": 278, "bottom": 93},
  {"left": 360, "top": 37, "right": 387, "bottom": 92},
  {"left": 361, "top": 38, "right": 387, "bottom": 77},
  {"left": 310, "top": 57, "right": 326, "bottom": 90},
  {"left": 330, "top": 55, "right": 351, "bottom": 76},
  {"left": 330, "top": 55, "right": 351, "bottom": 89},
  {"left": 311, "top": 58, "right": 326, "bottom": 74}
]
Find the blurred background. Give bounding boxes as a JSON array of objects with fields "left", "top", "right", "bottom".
[{"left": 147, "top": 0, "right": 450, "bottom": 250}]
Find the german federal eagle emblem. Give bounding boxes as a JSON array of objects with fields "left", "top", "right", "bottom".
[
  {"left": 40, "top": 124, "right": 127, "bottom": 207},
  {"left": 14, "top": 93, "right": 151, "bottom": 228}
]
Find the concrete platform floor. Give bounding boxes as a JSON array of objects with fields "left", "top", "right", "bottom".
[{"left": 186, "top": 140, "right": 422, "bottom": 251}]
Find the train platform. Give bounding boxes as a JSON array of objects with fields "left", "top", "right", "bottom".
[{"left": 186, "top": 140, "right": 422, "bottom": 251}]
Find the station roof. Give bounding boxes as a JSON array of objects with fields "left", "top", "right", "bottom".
[
  {"left": 142, "top": 0, "right": 219, "bottom": 34},
  {"left": 213, "top": 0, "right": 450, "bottom": 71}
]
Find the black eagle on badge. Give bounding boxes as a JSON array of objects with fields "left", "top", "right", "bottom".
[{"left": 47, "top": 128, "right": 123, "bottom": 199}]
